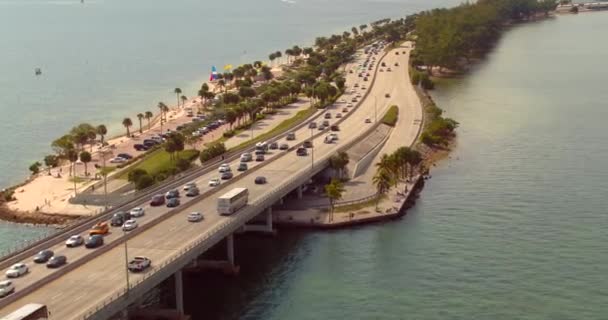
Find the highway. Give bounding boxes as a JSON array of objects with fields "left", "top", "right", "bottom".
[{"left": 0, "top": 45, "right": 415, "bottom": 319}]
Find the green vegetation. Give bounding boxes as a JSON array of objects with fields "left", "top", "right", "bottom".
[
  {"left": 325, "top": 179, "right": 345, "bottom": 222},
  {"left": 29, "top": 162, "right": 41, "bottom": 175},
  {"left": 200, "top": 142, "right": 227, "bottom": 163},
  {"left": 420, "top": 103, "right": 458, "bottom": 147},
  {"left": 382, "top": 105, "right": 399, "bottom": 127},
  {"left": 329, "top": 151, "right": 350, "bottom": 180},
  {"left": 413, "top": 0, "right": 557, "bottom": 74},
  {"left": 121, "top": 148, "right": 200, "bottom": 181},
  {"left": 334, "top": 194, "right": 387, "bottom": 213},
  {"left": 373, "top": 147, "right": 423, "bottom": 209}
]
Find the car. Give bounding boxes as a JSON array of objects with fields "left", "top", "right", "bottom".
[
  {"left": 347, "top": 103, "right": 353, "bottom": 108},
  {"left": 342, "top": 107, "right": 349, "bottom": 113},
  {"left": 324, "top": 113, "right": 332, "bottom": 119},
  {"left": 89, "top": 222, "right": 109, "bottom": 236},
  {"left": 109, "top": 157, "right": 127, "bottom": 164},
  {"left": 254, "top": 176, "right": 267, "bottom": 184},
  {"left": 351, "top": 98, "right": 357, "bottom": 103},
  {"left": 0, "top": 280, "right": 15, "bottom": 298},
  {"left": 166, "top": 198, "right": 180, "bottom": 208},
  {"left": 379, "top": 69, "right": 384, "bottom": 72},
  {"left": 324, "top": 135, "right": 335, "bottom": 144},
  {"left": 111, "top": 211, "right": 130, "bottom": 227},
  {"left": 165, "top": 189, "right": 180, "bottom": 199},
  {"left": 308, "top": 122, "right": 317, "bottom": 129},
  {"left": 187, "top": 212, "right": 204, "bottom": 222},
  {"left": 133, "top": 144, "right": 148, "bottom": 151},
  {"left": 5, "top": 263, "right": 28, "bottom": 278},
  {"left": 209, "top": 178, "right": 221, "bottom": 187},
  {"left": 240, "top": 153, "right": 252, "bottom": 162},
  {"left": 255, "top": 149, "right": 265, "bottom": 155},
  {"left": 356, "top": 93, "right": 362, "bottom": 98},
  {"left": 85, "top": 235, "right": 104, "bottom": 248},
  {"left": 340, "top": 99, "right": 347, "bottom": 103},
  {"left": 303, "top": 140, "right": 313, "bottom": 148},
  {"left": 130, "top": 207, "right": 145, "bottom": 217},
  {"left": 122, "top": 219, "right": 138, "bottom": 232},
  {"left": 218, "top": 163, "right": 231, "bottom": 173},
  {"left": 366, "top": 73, "right": 371, "bottom": 77},
  {"left": 354, "top": 83, "right": 359, "bottom": 87},
  {"left": 365, "top": 118, "right": 372, "bottom": 123},
  {"left": 387, "top": 67, "right": 392, "bottom": 72},
  {"left": 237, "top": 162, "right": 248, "bottom": 172},
  {"left": 330, "top": 125, "right": 340, "bottom": 132},
  {"left": 385, "top": 93, "right": 390, "bottom": 98},
  {"left": 46, "top": 255, "right": 67, "bottom": 268},
  {"left": 394, "top": 62, "right": 399, "bottom": 66},
  {"left": 221, "top": 171, "right": 234, "bottom": 180},
  {"left": 358, "top": 73, "right": 363, "bottom": 77},
  {"left": 192, "top": 131, "right": 201, "bottom": 137},
  {"left": 318, "top": 124, "right": 325, "bottom": 131},
  {"left": 150, "top": 194, "right": 165, "bottom": 206},
  {"left": 322, "top": 120, "right": 330, "bottom": 127},
  {"left": 349, "top": 69, "right": 353, "bottom": 74},
  {"left": 255, "top": 154, "right": 265, "bottom": 162},
  {"left": 279, "top": 143, "right": 289, "bottom": 150},
  {"left": 395, "top": 51, "right": 400, "bottom": 55},
  {"left": 269, "top": 142, "right": 279, "bottom": 150},
  {"left": 128, "top": 256, "right": 151, "bottom": 272},
  {"left": 363, "top": 77, "right": 368, "bottom": 81},
  {"left": 186, "top": 187, "right": 200, "bottom": 197},
  {"left": 336, "top": 113, "right": 342, "bottom": 118},
  {"left": 296, "top": 147, "right": 308, "bottom": 156},
  {"left": 381, "top": 62, "right": 386, "bottom": 67},
  {"left": 65, "top": 235, "right": 84, "bottom": 247},
  {"left": 286, "top": 132, "right": 296, "bottom": 140},
  {"left": 143, "top": 141, "right": 156, "bottom": 148},
  {"left": 117, "top": 153, "right": 133, "bottom": 160}
]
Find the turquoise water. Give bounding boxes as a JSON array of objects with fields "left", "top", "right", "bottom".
[
  {"left": 183, "top": 13, "right": 608, "bottom": 319},
  {"left": 0, "top": 0, "right": 459, "bottom": 188}
]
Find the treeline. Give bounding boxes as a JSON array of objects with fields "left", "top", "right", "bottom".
[{"left": 413, "top": 0, "right": 557, "bottom": 72}]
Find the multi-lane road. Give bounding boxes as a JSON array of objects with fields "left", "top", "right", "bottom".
[{"left": 0, "top": 45, "right": 416, "bottom": 319}]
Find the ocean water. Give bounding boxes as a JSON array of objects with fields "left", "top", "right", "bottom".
[
  {"left": 181, "top": 13, "right": 608, "bottom": 320},
  {"left": 0, "top": 0, "right": 460, "bottom": 189}
]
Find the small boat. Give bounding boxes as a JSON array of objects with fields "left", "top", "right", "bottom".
[{"left": 35, "top": 68, "right": 42, "bottom": 76}]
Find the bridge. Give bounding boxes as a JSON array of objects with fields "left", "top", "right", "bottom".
[{"left": 0, "top": 43, "right": 421, "bottom": 319}]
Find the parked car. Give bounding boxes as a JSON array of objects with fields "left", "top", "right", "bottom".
[
  {"left": 387, "top": 67, "right": 392, "bottom": 72},
  {"left": 165, "top": 189, "right": 180, "bottom": 199},
  {"left": 85, "top": 235, "right": 104, "bottom": 248},
  {"left": 394, "top": 62, "right": 399, "bottom": 66},
  {"left": 351, "top": 98, "right": 357, "bottom": 103},
  {"left": 240, "top": 153, "right": 252, "bottom": 162},
  {"left": 381, "top": 62, "right": 386, "bottom": 67},
  {"left": 187, "top": 212, "right": 204, "bottom": 222},
  {"left": 109, "top": 157, "right": 127, "bottom": 164},
  {"left": 186, "top": 187, "right": 199, "bottom": 197},
  {"left": 5, "top": 263, "right": 28, "bottom": 278},
  {"left": 209, "top": 178, "right": 221, "bottom": 187},
  {"left": 89, "top": 222, "right": 109, "bottom": 235},
  {"left": 342, "top": 107, "right": 349, "bottom": 113},
  {"left": 117, "top": 153, "right": 133, "bottom": 160},
  {"left": 309, "top": 122, "right": 317, "bottom": 129},
  {"left": 255, "top": 154, "right": 265, "bottom": 162},
  {"left": 150, "top": 194, "right": 165, "bottom": 206},
  {"left": 363, "top": 77, "right": 368, "bottom": 81},
  {"left": 296, "top": 147, "right": 308, "bottom": 156},
  {"left": 133, "top": 144, "right": 148, "bottom": 151},
  {"left": 238, "top": 162, "right": 248, "bottom": 171},
  {"left": 122, "top": 219, "right": 138, "bottom": 232},
  {"left": 280, "top": 143, "right": 289, "bottom": 150},
  {"left": 166, "top": 198, "right": 180, "bottom": 208},
  {"left": 385, "top": 93, "right": 390, "bottom": 98},
  {"left": 128, "top": 256, "right": 151, "bottom": 272},
  {"left": 0, "top": 280, "right": 15, "bottom": 298},
  {"left": 65, "top": 235, "right": 84, "bottom": 247},
  {"left": 255, "top": 176, "right": 267, "bottom": 184},
  {"left": 130, "top": 207, "right": 145, "bottom": 217},
  {"left": 303, "top": 140, "right": 313, "bottom": 148},
  {"left": 221, "top": 171, "right": 233, "bottom": 180},
  {"left": 354, "top": 83, "right": 359, "bottom": 87},
  {"left": 269, "top": 142, "right": 279, "bottom": 150},
  {"left": 46, "top": 255, "right": 67, "bottom": 268}
]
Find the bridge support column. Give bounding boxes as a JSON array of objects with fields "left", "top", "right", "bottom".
[
  {"left": 227, "top": 234, "right": 235, "bottom": 267},
  {"left": 175, "top": 270, "right": 184, "bottom": 315},
  {"left": 278, "top": 197, "right": 284, "bottom": 205},
  {"left": 266, "top": 207, "right": 273, "bottom": 230},
  {"left": 297, "top": 185, "right": 303, "bottom": 199}
]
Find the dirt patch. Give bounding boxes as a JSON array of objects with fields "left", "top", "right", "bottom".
[{"left": 0, "top": 202, "right": 81, "bottom": 226}]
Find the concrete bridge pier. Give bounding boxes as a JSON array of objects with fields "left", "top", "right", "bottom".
[
  {"left": 240, "top": 208, "right": 276, "bottom": 235},
  {"left": 297, "top": 185, "right": 303, "bottom": 199},
  {"left": 175, "top": 270, "right": 184, "bottom": 316}
]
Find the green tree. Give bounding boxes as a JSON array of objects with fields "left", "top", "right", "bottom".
[
  {"left": 128, "top": 168, "right": 148, "bottom": 183},
  {"left": 181, "top": 95, "right": 188, "bottom": 107},
  {"left": 324, "top": 178, "right": 345, "bottom": 222},
  {"left": 174, "top": 87, "right": 182, "bottom": 107},
  {"left": 66, "top": 148, "right": 78, "bottom": 177},
  {"left": 96, "top": 124, "right": 107, "bottom": 145},
  {"left": 269, "top": 52, "right": 277, "bottom": 67},
  {"left": 329, "top": 151, "right": 350, "bottom": 179},
  {"left": 43, "top": 155, "right": 59, "bottom": 174},
  {"left": 51, "top": 135, "right": 74, "bottom": 158},
  {"left": 134, "top": 173, "right": 155, "bottom": 190},
  {"left": 137, "top": 113, "right": 144, "bottom": 134},
  {"left": 29, "top": 161, "right": 41, "bottom": 175},
  {"left": 144, "top": 111, "right": 153, "bottom": 130},
  {"left": 158, "top": 102, "right": 168, "bottom": 133},
  {"left": 372, "top": 168, "right": 394, "bottom": 211},
  {"left": 79, "top": 151, "right": 92, "bottom": 176},
  {"left": 122, "top": 117, "right": 133, "bottom": 137}
]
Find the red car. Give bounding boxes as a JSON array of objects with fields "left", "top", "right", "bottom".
[{"left": 150, "top": 194, "right": 165, "bottom": 206}]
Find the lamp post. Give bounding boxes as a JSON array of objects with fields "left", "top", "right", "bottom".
[
  {"left": 374, "top": 95, "right": 378, "bottom": 123},
  {"left": 101, "top": 150, "right": 108, "bottom": 209},
  {"left": 310, "top": 127, "right": 314, "bottom": 172},
  {"left": 124, "top": 229, "right": 130, "bottom": 294}
]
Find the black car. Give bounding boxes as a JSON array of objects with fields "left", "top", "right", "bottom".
[
  {"left": 255, "top": 154, "right": 265, "bottom": 162},
  {"left": 33, "top": 250, "right": 54, "bottom": 263},
  {"left": 330, "top": 125, "right": 340, "bottom": 132},
  {"left": 269, "top": 142, "right": 279, "bottom": 150},
  {"left": 110, "top": 211, "right": 130, "bottom": 227},
  {"left": 143, "top": 139, "right": 159, "bottom": 146},
  {"left": 279, "top": 143, "right": 289, "bottom": 150},
  {"left": 296, "top": 148, "right": 308, "bottom": 156},
  {"left": 303, "top": 140, "right": 313, "bottom": 148},
  {"left": 117, "top": 153, "right": 133, "bottom": 160},
  {"left": 46, "top": 255, "right": 67, "bottom": 268},
  {"left": 221, "top": 171, "right": 234, "bottom": 180},
  {"left": 85, "top": 235, "right": 104, "bottom": 249},
  {"left": 133, "top": 144, "right": 148, "bottom": 151},
  {"left": 255, "top": 176, "right": 267, "bottom": 184},
  {"left": 150, "top": 194, "right": 165, "bottom": 206},
  {"left": 237, "top": 163, "right": 248, "bottom": 171},
  {"left": 363, "top": 77, "right": 368, "bottom": 81},
  {"left": 166, "top": 198, "right": 180, "bottom": 208},
  {"left": 165, "top": 189, "right": 180, "bottom": 199}
]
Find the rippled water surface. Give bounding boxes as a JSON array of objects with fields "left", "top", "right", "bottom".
[{"left": 184, "top": 13, "right": 608, "bottom": 320}]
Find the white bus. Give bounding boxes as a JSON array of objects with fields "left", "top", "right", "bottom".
[
  {"left": 217, "top": 188, "right": 248, "bottom": 215},
  {"left": 1, "top": 303, "right": 48, "bottom": 320}
]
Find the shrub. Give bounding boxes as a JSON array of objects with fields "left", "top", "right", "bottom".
[
  {"left": 410, "top": 70, "right": 421, "bottom": 85},
  {"left": 134, "top": 174, "right": 155, "bottom": 190},
  {"left": 382, "top": 105, "right": 399, "bottom": 127},
  {"left": 2, "top": 189, "right": 15, "bottom": 202},
  {"left": 223, "top": 130, "right": 235, "bottom": 138},
  {"left": 176, "top": 158, "right": 191, "bottom": 171},
  {"left": 29, "top": 162, "right": 41, "bottom": 175},
  {"left": 200, "top": 142, "right": 227, "bottom": 163},
  {"left": 128, "top": 168, "right": 148, "bottom": 183},
  {"left": 420, "top": 74, "right": 435, "bottom": 90}
]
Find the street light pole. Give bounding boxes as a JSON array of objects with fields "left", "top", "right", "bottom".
[
  {"left": 102, "top": 151, "right": 108, "bottom": 209},
  {"left": 310, "top": 128, "right": 314, "bottom": 172},
  {"left": 374, "top": 95, "right": 378, "bottom": 123},
  {"left": 124, "top": 229, "right": 130, "bottom": 295}
]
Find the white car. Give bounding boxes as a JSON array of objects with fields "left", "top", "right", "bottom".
[
  {"left": 0, "top": 280, "right": 15, "bottom": 297},
  {"left": 130, "top": 207, "right": 145, "bottom": 217},
  {"left": 122, "top": 219, "right": 138, "bottom": 231},
  {"left": 187, "top": 212, "right": 204, "bottom": 222},
  {"left": 340, "top": 99, "right": 347, "bottom": 103},
  {"left": 5, "top": 263, "right": 28, "bottom": 278},
  {"left": 192, "top": 131, "right": 201, "bottom": 137},
  {"left": 218, "top": 164, "right": 231, "bottom": 173},
  {"left": 183, "top": 182, "right": 197, "bottom": 191},
  {"left": 208, "top": 178, "right": 221, "bottom": 187},
  {"left": 109, "top": 157, "right": 127, "bottom": 164},
  {"left": 65, "top": 235, "right": 84, "bottom": 247}
]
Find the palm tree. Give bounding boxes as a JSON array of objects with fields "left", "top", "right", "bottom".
[
  {"left": 66, "top": 148, "right": 78, "bottom": 177},
  {"left": 96, "top": 124, "right": 107, "bottom": 145},
  {"left": 274, "top": 51, "right": 282, "bottom": 65},
  {"left": 329, "top": 151, "right": 350, "bottom": 179},
  {"left": 325, "top": 179, "right": 345, "bottom": 222},
  {"left": 144, "top": 111, "right": 153, "bottom": 130},
  {"left": 158, "top": 102, "right": 167, "bottom": 133},
  {"left": 122, "top": 117, "right": 133, "bottom": 137},
  {"left": 174, "top": 88, "right": 182, "bottom": 107},
  {"left": 372, "top": 168, "right": 394, "bottom": 211},
  {"left": 269, "top": 53, "right": 276, "bottom": 67},
  {"left": 79, "top": 151, "right": 92, "bottom": 176},
  {"left": 181, "top": 95, "right": 188, "bottom": 107},
  {"left": 136, "top": 113, "right": 144, "bottom": 134}
]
